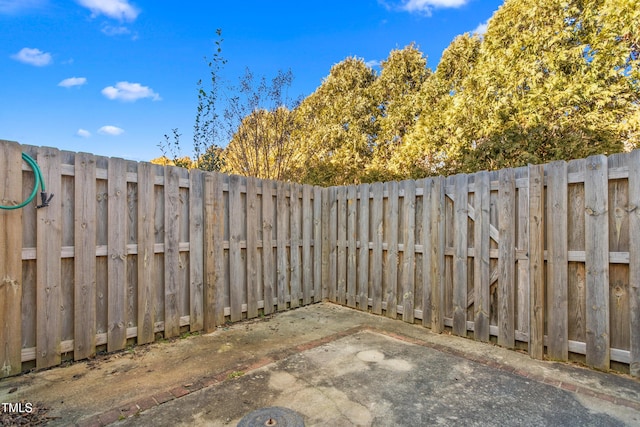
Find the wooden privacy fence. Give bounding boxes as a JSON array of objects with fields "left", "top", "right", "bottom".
[
  {"left": 321, "top": 150, "right": 640, "bottom": 377},
  {"left": 0, "top": 140, "right": 323, "bottom": 377},
  {"left": 1, "top": 139, "right": 639, "bottom": 378}
]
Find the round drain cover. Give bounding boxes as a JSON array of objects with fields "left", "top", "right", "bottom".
[{"left": 237, "top": 406, "right": 304, "bottom": 427}]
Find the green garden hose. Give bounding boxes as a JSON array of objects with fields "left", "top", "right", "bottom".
[{"left": 0, "top": 152, "right": 53, "bottom": 210}]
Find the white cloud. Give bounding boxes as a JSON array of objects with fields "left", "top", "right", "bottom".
[
  {"left": 0, "top": 0, "right": 47, "bottom": 14},
  {"left": 101, "top": 24, "right": 130, "bottom": 36},
  {"left": 98, "top": 125, "right": 124, "bottom": 136},
  {"left": 101, "top": 81, "right": 161, "bottom": 102},
  {"left": 11, "top": 47, "right": 52, "bottom": 66},
  {"left": 76, "top": 0, "right": 139, "bottom": 21},
  {"left": 472, "top": 21, "right": 488, "bottom": 35},
  {"left": 58, "top": 77, "right": 87, "bottom": 88},
  {"left": 365, "top": 59, "right": 381, "bottom": 69},
  {"left": 76, "top": 128, "right": 91, "bottom": 138},
  {"left": 386, "top": 0, "right": 469, "bottom": 15}
]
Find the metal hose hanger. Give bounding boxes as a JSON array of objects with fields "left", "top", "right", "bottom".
[{"left": 0, "top": 152, "right": 53, "bottom": 210}]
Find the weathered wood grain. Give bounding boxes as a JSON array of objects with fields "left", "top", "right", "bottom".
[
  {"left": 74, "top": 153, "right": 97, "bottom": 359},
  {"left": 246, "top": 177, "right": 259, "bottom": 319},
  {"left": 137, "top": 162, "right": 156, "bottom": 343},
  {"left": 290, "top": 184, "right": 301, "bottom": 309},
  {"left": 0, "top": 141, "right": 23, "bottom": 377},
  {"left": 313, "top": 186, "right": 323, "bottom": 303},
  {"left": 337, "top": 186, "right": 347, "bottom": 305},
  {"left": 547, "top": 161, "right": 569, "bottom": 361},
  {"left": 498, "top": 168, "right": 515, "bottom": 349},
  {"left": 402, "top": 180, "right": 416, "bottom": 323},
  {"left": 474, "top": 171, "right": 491, "bottom": 342},
  {"left": 386, "top": 181, "right": 399, "bottom": 319},
  {"left": 371, "top": 182, "right": 384, "bottom": 315},
  {"left": 528, "top": 165, "right": 545, "bottom": 359},
  {"left": 302, "top": 185, "right": 313, "bottom": 306},
  {"left": 204, "top": 172, "right": 225, "bottom": 329},
  {"left": 629, "top": 149, "right": 640, "bottom": 377},
  {"left": 347, "top": 185, "right": 358, "bottom": 308},
  {"left": 431, "top": 177, "right": 445, "bottom": 333},
  {"left": 358, "top": 183, "right": 370, "bottom": 311},
  {"left": 189, "top": 169, "right": 204, "bottom": 331},
  {"left": 276, "top": 181, "right": 288, "bottom": 311},
  {"left": 163, "top": 165, "right": 181, "bottom": 337},
  {"left": 328, "top": 187, "right": 338, "bottom": 303},
  {"left": 584, "top": 155, "right": 610, "bottom": 370},
  {"left": 262, "top": 180, "right": 275, "bottom": 315},
  {"left": 453, "top": 174, "right": 468, "bottom": 336},
  {"left": 229, "top": 175, "right": 243, "bottom": 322},
  {"left": 107, "top": 157, "right": 127, "bottom": 352}
]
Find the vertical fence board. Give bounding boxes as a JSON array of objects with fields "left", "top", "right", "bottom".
[
  {"left": 0, "top": 141, "right": 23, "bottom": 377},
  {"left": 431, "top": 177, "right": 445, "bottom": 332},
  {"left": 328, "top": 187, "right": 338, "bottom": 303},
  {"left": 629, "top": 150, "right": 640, "bottom": 377},
  {"left": 347, "top": 185, "right": 358, "bottom": 308},
  {"left": 262, "top": 181, "right": 275, "bottom": 314},
  {"left": 320, "top": 187, "right": 330, "bottom": 301},
  {"left": 189, "top": 169, "right": 204, "bottom": 330},
  {"left": 37, "top": 147, "right": 63, "bottom": 367},
  {"left": 516, "top": 167, "right": 530, "bottom": 338},
  {"left": 137, "top": 162, "right": 156, "bottom": 344},
  {"left": 584, "top": 155, "right": 610, "bottom": 370},
  {"left": 453, "top": 174, "right": 468, "bottom": 336},
  {"left": 74, "top": 153, "right": 97, "bottom": 359},
  {"left": 358, "top": 183, "right": 370, "bottom": 311},
  {"left": 276, "top": 181, "right": 288, "bottom": 311},
  {"left": 371, "top": 183, "right": 384, "bottom": 315},
  {"left": 163, "top": 166, "right": 180, "bottom": 337},
  {"left": 386, "top": 181, "right": 399, "bottom": 319},
  {"left": 204, "top": 172, "right": 225, "bottom": 330},
  {"left": 106, "top": 157, "right": 127, "bottom": 352},
  {"left": 547, "top": 161, "right": 569, "bottom": 361},
  {"left": 402, "top": 180, "right": 416, "bottom": 323},
  {"left": 229, "top": 175, "right": 243, "bottom": 322},
  {"left": 188, "top": 170, "right": 204, "bottom": 329},
  {"left": 528, "top": 165, "right": 545, "bottom": 359},
  {"left": 421, "top": 179, "right": 432, "bottom": 328},
  {"left": 498, "top": 169, "right": 516, "bottom": 348},
  {"left": 313, "top": 187, "right": 323, "bottom": 303},
  {"left": 337, "top": 186, "right": 347, "bottom": 305},
  {"left": 302, "top": 185, "right": 313, "bottom": 306},
  {"left": 474, "top": 171, "right": 491, "bottom": 342},
  {"left": 246, "top": 177, "right": 259, "bottom": 319},
  {"left": 290, "top": 184, "right": 301, "bottom": 309}
]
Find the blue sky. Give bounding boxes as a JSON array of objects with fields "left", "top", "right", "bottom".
[{"left": 1, "top": 0, "right": 504, "bottom": 162}]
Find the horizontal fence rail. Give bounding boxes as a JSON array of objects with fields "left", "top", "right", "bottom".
[{"left": 1, "top": 139, "right": 639, "bottom": 378}]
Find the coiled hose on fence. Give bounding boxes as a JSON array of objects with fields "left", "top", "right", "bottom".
[{"left": 0, "top": 152, "right": 53, "bottom": 210}]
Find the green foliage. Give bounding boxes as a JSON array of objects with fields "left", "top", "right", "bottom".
[{"left": 156, "top": 0, "right": 640, "bottom": 182}]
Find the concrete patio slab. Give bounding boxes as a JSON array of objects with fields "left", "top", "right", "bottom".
[{"left": 1, "top": 303, "right": 639, "bottom": 426}]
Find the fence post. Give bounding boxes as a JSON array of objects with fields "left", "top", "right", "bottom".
[
  {"left": 0, "top": 140, "right": 23, "bottom": 377},
  {"left": 629, "top": 149, "right": 640, "bottom": 378}
]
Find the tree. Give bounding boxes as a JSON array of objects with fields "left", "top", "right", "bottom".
[
  {"left": 390, "top": 34, "right": 481, "bottom": 177},
  {"left": 223, "top": 106, "right": 302, "bottom": 180},
  {"left": 157, "top": 30, "right": 227, "bottom": 172},
  {"left": 368, "top": 44, "right": 431, "bottom": 181},
  {"left": 294, "top": 57, "right": 378, "bottom": 186},
  {"left": 398, "top": 0, "right": 640, "bottom": 175},
  {"left": 220, "top": 69, "right": 303, "bottom": 180}
]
